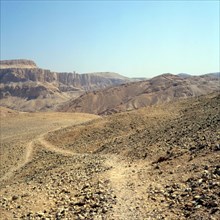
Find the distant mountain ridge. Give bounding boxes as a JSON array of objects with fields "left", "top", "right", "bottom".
[
  {"left": 177, "top": 72, "right": 220, "bottom": 78},
  {"left": 59, "top": 73, "right": 220, "bottom": 115},
  {"left": 177, "top": 73, "right": 192, "bottom": 78},
  {"left": 204, "top": 72, "right": 220, "bottom": 78},
  {"left": 1, "top": 59, "right": 219, "bottom": 112},
  {"left": 0, "top": 59, "right": 134, "bottom": 111},
  {"left": 84, "top": 72, "right": 129, "bottom": 80},
  {"left": 0, "top": 66, "right": 131, "bottom": 92}
]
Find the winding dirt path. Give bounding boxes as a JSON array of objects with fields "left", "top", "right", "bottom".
[
  {"left": 104, "top": 155, "right": 151, "bottom": 220},
  {"left": 0, "top": 141, "right": 34, "bottom": 182},
  {"left": 0, "top": 127, "right": 77, "bottom": 182},
  {"left": 37, "top": 136, "right": 76, "bottom": 156},
  {"left": 104, "top": 155, "right": 135, "bottom": 219},
  {"left": 105, "top": 155, "right": 132, "bottom": 219}
]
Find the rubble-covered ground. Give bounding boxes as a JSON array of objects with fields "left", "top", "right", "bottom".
[{"left": 0, "top": 93, "right": 219, "bottom": 219}]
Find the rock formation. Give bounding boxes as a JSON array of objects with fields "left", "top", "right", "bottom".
[
  {"left": 0, "top": 60, "right": 131, "bottom": 111},
  {"left": 0, "top": 59, "right": 37, "bottom": 69}
]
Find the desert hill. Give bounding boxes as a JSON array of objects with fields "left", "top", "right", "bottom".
[
  {"left": 204, "top": 72, "right": 220, "bottom": 78},
  {"left": 177, "top": 73, "right": 192, "bottom": 78},
  {"left": 0, "top": 59, "right": 132, "bottom": 111},
  {"left": 59, "top": 73, "right": 220, "bottom": 115},
  {"left": 0, "top": 93, "right": 219, "bottom": 219}
]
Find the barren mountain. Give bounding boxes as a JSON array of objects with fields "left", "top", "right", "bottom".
[
  {"left": 177, "top": 73, "right": 192, "bottom": 78},
  {"left": 0, "top": 93, "right": 219, "bottom": 219},
  {"left": 0, "top": 60, "right": 131, "bottom": 111},
  {"left": 59, "top": 73, "right": 220, "bottom": 115}
]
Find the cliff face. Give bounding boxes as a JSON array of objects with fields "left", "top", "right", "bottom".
[
  {"left": 0, "top": 68, "right": 57, "bottom": 83},
  {"left": 0, "top": 59, "right": 37, "bottom": 69},
  {"left": 57, "top": 72, "right": 127, "bottom": 91},
  {"left": 0, "top": 60, "right": 131, "bottom": 111},
  {"left": 0, "top": 68, "right": 129, "bottom": 90}
]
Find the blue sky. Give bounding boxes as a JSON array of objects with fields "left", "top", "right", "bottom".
[{"left": 1, "top": 0, "right": 219, "bottom": 77}]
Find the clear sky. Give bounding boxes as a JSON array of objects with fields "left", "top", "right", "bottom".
[{"left": 1, "top": 0, "right": 219, "bottom": 77}]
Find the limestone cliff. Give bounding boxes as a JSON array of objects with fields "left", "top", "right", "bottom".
[
  {"left": 0, "top": 59, "right": 37, "bottom": 69},
  {"left": 0, "top": 60, "right": 131, "bottom": 111}
]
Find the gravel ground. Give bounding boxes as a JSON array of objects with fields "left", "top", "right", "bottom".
[{"left": 0, "top": 93, "right": 219, "bottom": 219}]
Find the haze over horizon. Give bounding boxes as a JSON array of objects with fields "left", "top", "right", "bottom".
[{"left": 1, "top": 1, "right": 219, "bottom": 78}]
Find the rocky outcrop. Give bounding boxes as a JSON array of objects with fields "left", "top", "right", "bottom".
[{"left": 0, "top": 59, "right": 37, "bottom": 69}]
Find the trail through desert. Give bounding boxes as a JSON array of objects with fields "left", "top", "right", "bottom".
[{"left": 0, "top": 94, "right": 219, "bottom": 219}]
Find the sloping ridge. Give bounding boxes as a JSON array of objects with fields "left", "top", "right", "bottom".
[
  {"left": 46, "top": 93, "right": 220, "bottom": 219},
  {"left": 59, "top": 73, "right": 220, "bottom": 115}
]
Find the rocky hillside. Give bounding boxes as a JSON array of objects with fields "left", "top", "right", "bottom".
[
  {"left": 59, "top": 73, "right": 220, "bottom": 115},
  {"left": 1, "top": 93, "right": 219, "bottom": 219},
  {"left": 0, "top": 60, "right": 131, "bottom": 111},
  {"left": 47, "top": 92, "right": 220, "bottom": 219}
]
